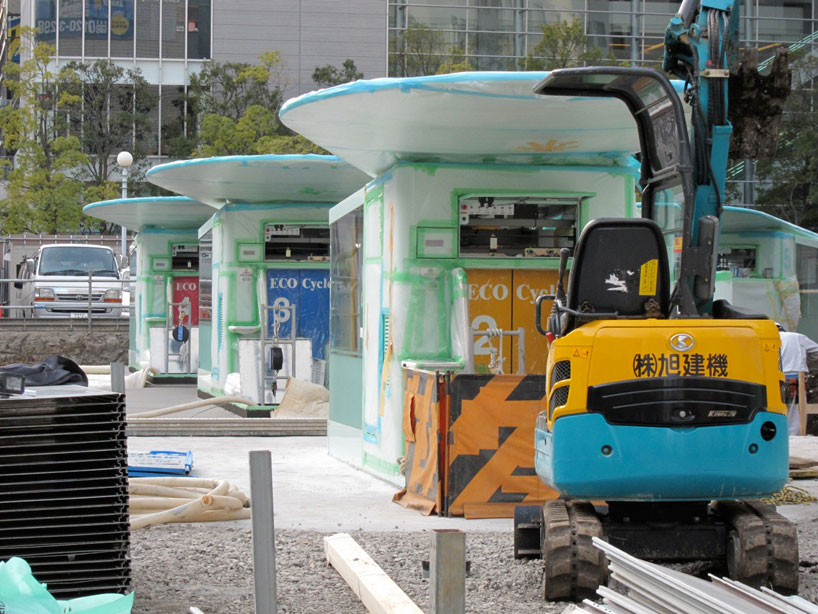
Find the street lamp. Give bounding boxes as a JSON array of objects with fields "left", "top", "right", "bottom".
[{"left": 116, "top": 151, "right": 133, "bottom": 264}]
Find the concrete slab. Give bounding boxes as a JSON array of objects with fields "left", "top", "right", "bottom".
[{"left": 127, "top": 435, "right": 511, "bottom": 532}]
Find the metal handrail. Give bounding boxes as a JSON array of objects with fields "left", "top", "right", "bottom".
[{"left": 0, "top": 276, "right": 130, "bottom": 330}]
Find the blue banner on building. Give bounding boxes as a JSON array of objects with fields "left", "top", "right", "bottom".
[
  {"left": 35, "top": 0, "right": 133, "bottom": 40},
  {"left": 266, "top": 269, "right": 330, "bottom": 360}
]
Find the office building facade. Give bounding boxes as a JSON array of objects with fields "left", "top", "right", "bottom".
[
  {"left": 15, "top": 0, "right": 387, "bottom": 157},
  {"left": 388, "top": 1, "right": 817, "bottom": 72}
]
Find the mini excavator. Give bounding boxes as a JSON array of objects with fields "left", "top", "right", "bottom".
[{"left": 513, "top": 0, "right": 799, "bottom": 600}]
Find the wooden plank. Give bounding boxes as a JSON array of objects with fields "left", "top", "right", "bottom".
[
  {"left": 790, "top": 456, "right": 818, "bottom": 469},
  {"left": 324, "top": 533, "right": 423, "bottom": 614},
  {"left": 790, "top": 469, "right": 818, "bottom": 480}
]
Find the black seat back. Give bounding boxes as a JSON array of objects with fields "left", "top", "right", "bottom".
[{"left": 563, "top": 218, "right": 669, "bottom": 333}]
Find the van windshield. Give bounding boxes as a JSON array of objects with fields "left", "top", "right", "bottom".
[{"left": 39, "top": 247, "right": 119, "bottom": 277}]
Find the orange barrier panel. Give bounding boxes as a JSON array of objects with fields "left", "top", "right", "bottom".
[
  {"left": 445, "top": 373, "right": 558, "bottom": 518},
  {"left": 396, "top": 369, "right": 558, "bottom": 519},
  {"left": 393, "top": 369, "right": 442, "bottom": 515}
]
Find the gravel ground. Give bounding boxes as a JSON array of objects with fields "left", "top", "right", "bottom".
[{"left": 131, "top": 516, "right": 818, "bottom": 613}]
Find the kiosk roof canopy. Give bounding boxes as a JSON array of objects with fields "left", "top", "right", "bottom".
[
  {"left": 279, "top": 71, "right": 661, "bottom": 177},
  {"left": 83, "top": 196, "right": 215, "bottom": 232},
  {"left": 146, "top": 154, "right": 369, "bottom": 208},
  {"left": 721, "top": 205, "right": 818, "bottom": 245}
]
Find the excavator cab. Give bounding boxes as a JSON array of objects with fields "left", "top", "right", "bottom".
[
  {"left": 547, "top": 217, "right": 669, "bottom": 337},
  {"left": 518, "top": 65, "right": 798, "bottom": 601},
  {"left": 534, "top": 67, "right": 715, "bottom": 318}
]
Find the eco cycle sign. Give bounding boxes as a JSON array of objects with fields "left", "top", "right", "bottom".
[{"left": 266, "top": 269, "right": 330, "bottom": 360}]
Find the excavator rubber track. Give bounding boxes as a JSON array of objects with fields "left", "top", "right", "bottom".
[
  {"left": 715, "top": 499, "right": 800, "bottom": 595},
  {"left": 541, "top": 499, "right": 606, "bottom": 602}
]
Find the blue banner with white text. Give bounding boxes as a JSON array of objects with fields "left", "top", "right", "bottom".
[{"left": 266, "top": 269, "right": 330, "bottom": 360}]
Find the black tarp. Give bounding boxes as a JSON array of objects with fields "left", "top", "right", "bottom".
[{"left": 0, "top": 356, "right": 88, "bottom": 387}]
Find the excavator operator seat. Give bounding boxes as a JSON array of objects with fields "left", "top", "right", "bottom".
[{"left": 563, "top": 218, "right": 669, "bottom": 334}]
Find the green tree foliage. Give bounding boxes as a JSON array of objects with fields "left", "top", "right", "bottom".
[
  {"left": 0, "top": 33, "right": 88, "bottom": 233},
  {"left": 753, "top": 53, "right": 818, "bottom": 231},
  {"left": 0, "top": 32, "right": 158, "bottom": 233},
  {"left": 437, "top": 47, "right": 474, "bottom": 75},
  {"left": 391, "top": 25, "right": 445, "bottom": 76},
  {"left": 520, "top": 18, "right": 603, "bottom": 70},
  {"left": 165, "top": 51, "right": 315, "bottom": 157},
  {"left": 312, "top": 59, "right": 364, "bottom": 88},
  {"left": 389, "top": 25, "right": 471, "bottom": 77},
  {"left": 61, "top": 59, "right": 156, "bottom": 186}
]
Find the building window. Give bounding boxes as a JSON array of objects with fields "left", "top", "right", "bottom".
[
  {"left": 162, "top": 0, "right": 184, "bottom": 59},
  {"left": 84, "top": 0, "right": 109, "bottom": 57},
  {"left": 136, "top": 0, "right": 159, "bottom": 58},
  {"left": 110, "top": 0, "right": 135, "bottom": 58},
  {"left": 330, "top": 207, "right": 364, "bottom": 355},
  {"left": 187, "top": 0, "right": 211, "bottom": 59}
]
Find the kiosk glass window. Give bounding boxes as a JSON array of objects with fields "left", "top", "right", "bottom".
[
  {"left": 330, "top": 208, "right": 363, "bottom": 355},
  {"left": 171, "top": 244, "right": 199, "bottom": 271},
  {"left": 198, "top": 230, "right": 212, "bottom": 322},
  {"left": 797, "top": 244, "right": 818, "bottom": 334},
  {"left": 264, "top": 224, "right": 330, "bottom": 261},
  {"left": 717, "top": 247, "right": 757, "bottom": 277},
  {"left": 458, "top": 196, "right": 578, "bottom": 257}
]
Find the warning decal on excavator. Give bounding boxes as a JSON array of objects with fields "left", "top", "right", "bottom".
[
  {"left": 638, "top": 259, "right": 658, "bottom": 296},
  {"left": 632, "top": 352, "right": 728, "bottom": 378}
]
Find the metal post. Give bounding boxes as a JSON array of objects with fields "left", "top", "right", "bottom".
[
  {"left": 430, "top": 529, "right": 465, "bottom": 614},
  {"left": 117, "top": 151, "right": 133, "bottom": 266},
  {"left": 110, "top": 362, "right": 126, "bottom": 393},
  {"left": 87, "top": 271, "right": 92, "bottom": 332},
  {"left": 120, "top": 165, "right": 128, "bottom": 261},
  {"left": 249, "top": 450, "right": 277, "bottom": 614}
]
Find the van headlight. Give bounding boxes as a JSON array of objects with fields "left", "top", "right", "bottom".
[
  {"left": 103, "top": 289, "right": 122, "bottom": 303},
  {"left": 34, "top": 288, "right": 55, "bottom": 301}
]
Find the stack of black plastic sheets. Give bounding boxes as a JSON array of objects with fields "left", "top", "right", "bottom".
[{"left": 0, "top": 385, "right": 131, "bottom": 598}]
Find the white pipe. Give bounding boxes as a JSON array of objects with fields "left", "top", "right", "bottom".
[
  {"left": 127, "top": 395, "right": 255, "bottom": 419},
  {"left": 132, "top": 508, "right": 251, "bottom": 526},
  {"left": 129, "top": 483, "right": 211, "bottom": 498},
  {"left": 128, "top": 478, "right": 251, "bottom": 529},
  {"left": 130, "top": 494, "right": 244, "bottom": 512},
  {"left": 81, "top": 365, "right": 111, "bottom": 374},
  {"left": 131, "top": 479, "right": 229, "bottom": 529}
]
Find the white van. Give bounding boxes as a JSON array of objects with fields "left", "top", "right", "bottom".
[{"left": 15, "top": 244, "right": 124, "bottom": 318}]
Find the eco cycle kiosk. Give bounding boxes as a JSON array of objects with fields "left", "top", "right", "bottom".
[
  {"left": 283, "top": 73, "right": 818, "bottom": 515},
  {"left": 715, "top": 205, "right": 818, "bottom": 338},
  {"left": 83, "top": 196, "right": 216, "bottom": 383},
  {"left": 280, "top": 72, "right": 674, "bottom": 512},
  {"left": 146, "top": 155, "right": 369, "bottom": 414}
]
